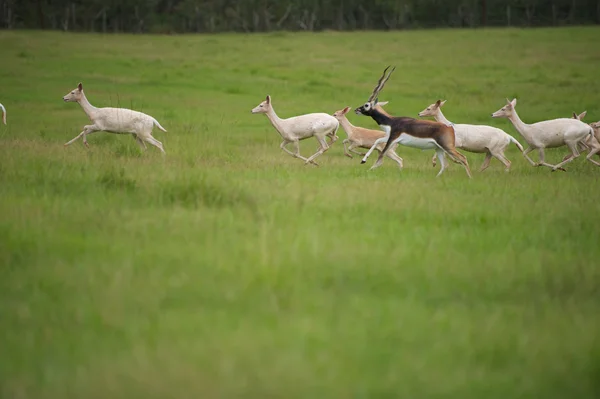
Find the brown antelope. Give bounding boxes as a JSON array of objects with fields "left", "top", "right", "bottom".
[
  {"left": 332, "top": 103, "right": 404, "bottom": 169},
  {"left": 354, "top": 66, "right": 472, "bottom": 178}
]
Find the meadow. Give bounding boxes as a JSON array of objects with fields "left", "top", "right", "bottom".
[{"left": 1, "top": 27, "right": 599, "bottom": 398}]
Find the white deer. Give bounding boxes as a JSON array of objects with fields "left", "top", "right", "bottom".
[
  {"left": 491, "top": 98, "right": 593, "bottom": 171},
  {"left": 251, "top": 95, "right": 339, "bottom": 166},
  {"left": 0, "top": 103, "right": 6, "bottom": 125},
  {"left": 419, "top": 100, "right": 524, "bottom": 171},
  {"left": 63, "top": 83, "right": 168, "bottom": 153},
  {"left": 332, "top": 104, "right": 403, "bottom": 169}
]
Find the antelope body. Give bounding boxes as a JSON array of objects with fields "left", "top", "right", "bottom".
[
  {"left": 355, "top": 66, "right": 472, "bottom": 178},
  {"left": 332, "top": 104, "right": 403, "bottom": 169},
  {"left": 419, "top": 100, "right": 523, "bottom": 171},
  {"left": 63, "top": 83, "right": 167, "bottom": 153},
  {"left": 251, "top": 95, "right": 339, "bottom": 166},
  {"left": 491, "top": 98, "right": 593, "bottom": 171}
]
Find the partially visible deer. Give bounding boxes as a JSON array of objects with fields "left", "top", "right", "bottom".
[
  {"left": 0, "top": 103, "right": 6, "bottom": 125},
  {"left": 568, "top": 111, "right": 600, "bottom": 167},
  {"left": 355, "top": 66, "right": 472, "bottom": 178},
  {"left": 63, "top": 83, "right": 167, "bottom": 153},
  {"left": 419, "top": 100, "right": 523, "bottom": 171},
  {"left": 251, "top": 95, "right": 339, "bottom": 166},
  {"left": 332, "top": 104, "right": 403, "bottom": 169},
  {"left": 491, "top": 98, "right": 593, "bottom": 171}
]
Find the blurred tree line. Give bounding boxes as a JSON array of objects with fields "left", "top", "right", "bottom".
[{"left": 1, "top": 0, "right": 599, "bottom": 33}]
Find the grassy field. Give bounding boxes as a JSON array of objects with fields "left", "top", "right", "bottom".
[{"left": 1, "top": 27, "right": 600, "bottom": 398}]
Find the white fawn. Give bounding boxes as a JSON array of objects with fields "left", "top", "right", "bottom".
[
  {"left": 419, "top": 100, "right": 523, "bottom": 171},
  {"left": 251, "top": 95, "right": 339, "bottom": 166},
  {"left": 491, "top": 98, "right": 593, "bottom": 171},
  {"left": 63, "top": 83, "right": 168, "bottom": 153}
]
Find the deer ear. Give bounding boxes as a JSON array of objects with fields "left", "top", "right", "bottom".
[
  {"left": 377, "top": 101, "right": 389, "bottom": 107},
  {"left": 579, "top": 111, "right": 587, "bottom": 120},
  {"left": 342, "top": 106, "right": 351, "bottom": 114},
  {"left": 78, "top": 83, "right": 83, "bottom": 91},
  {"left": 435, "top": 99, "right": 442, "bottom": 107},
  {"left": 440, "top": 100, "right": 447, "bottom": 107},
  {"left": 374, "top": 97, "right": 379, "bottom": 105},
  {"left": 510, "top": 98, "right": 517, "bottom": 107},
  {"left": 266, "top": 95, "right": 271, "bottom": 104}
]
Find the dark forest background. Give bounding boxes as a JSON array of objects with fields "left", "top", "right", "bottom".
[{"left": 1, "top": 0, "right": 599, "bottom": 33}]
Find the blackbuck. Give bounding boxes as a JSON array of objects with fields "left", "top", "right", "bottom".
[{"left": 354, "top": 66, "right": 472, "bottom": 178}]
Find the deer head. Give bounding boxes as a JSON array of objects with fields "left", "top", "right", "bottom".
[
  {"left": 251, "top": 95, "right": 273, "bottom": 114},
  {"left": 418, "top": 99, "right": 447, "bottom": 118},
  {"left": 63, "top": 83, "right": 84, "bottom": 102},
  {"left": 491, "top": 98, "right": 517, "bottom": 118}
]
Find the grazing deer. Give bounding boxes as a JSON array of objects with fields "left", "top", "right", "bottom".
[
  {"left": 332, "top": 104, "right": 404, "bottom": 169},
  {"left": 568, "top": 111, "right": 600, "bottom": 167},
  {"left": 355, "top": 66, "right": 472, "bottom": 178},
  {"left": 419, "top": 100, "right": 524, "bottom": 172},
  {"left": 491, "top": 98, "right": 593, "bottom": 171},
  {"left": 63, "top": 83, "right": 167, "bottom": 153},
  {"left": 0, "top": 103, "right": 6, "bottom": 125},
  {"left": 251, "top": 95, "right": 339, "bottom": 166}
]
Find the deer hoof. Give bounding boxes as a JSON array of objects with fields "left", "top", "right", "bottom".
[{"left": 360, "top": 160, "right": 366, "bottom": 164}]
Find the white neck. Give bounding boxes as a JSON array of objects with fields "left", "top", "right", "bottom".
[
  {"left": 506, "top": 109, "right": 532, "bottom": 142},
  {"left": 78, "top": 91, "right": 98, "bottom": 119},
  {"left": 434, "top": 108, "right": 452, "bottom": 125},
  {"left": 265, "top": 107, "right": 286, "bottom": 138}
]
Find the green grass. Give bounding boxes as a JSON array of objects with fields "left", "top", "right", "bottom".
[{"left": 1, "top": 27, "right": 600, "bottom": 398}]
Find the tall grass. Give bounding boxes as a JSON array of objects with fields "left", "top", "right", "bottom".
[{"left": 0, "top": 27, "right": 599, "bottom": 398}]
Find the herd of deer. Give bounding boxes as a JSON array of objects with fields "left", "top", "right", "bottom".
[
  {"left": 251, "top": 66, "right": 599, "bottom": 177},
  {"left": 2, "top": 66, "right": 598, "bottom": 177}
]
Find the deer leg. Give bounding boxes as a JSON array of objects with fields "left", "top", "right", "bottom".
[
  {"left": 349, "top": 143, "right": 366, "bottom": 156},
  {"left": 385, "top": 148, "right": 404, "bottom": 169},
  {"left": 305, "top": 135, "right": 330, "bottom": 165},
  {"left": 522, "top": 146, "right": 537, "bottom": 166},
  {"left": 431, "top": 152, "right": 438, "bottom": 167},
  {"left": 134, "top": 135, "right": 148, "bottom": 150},
  {"left": 343, "top": 139, "right": 352, "bottom": 158},
  {"left": 280, "top": 140, "right": 316, "bottom": 165},
  {"left": 494, "top": 152, "right": 512, "bottom": 172},
  {"left": 64, "top": 125, "right": 97, "bottom": 147},
  {"left": 551, "top": 143, "right": 580, "bottom": 171},
  {"left": 584, "top": 146, "right": 600, "bottom": 167},
  {"left": 435, "top": 149, "right": 447, "bottom": 177},
  {"left": 445, "top": 148, "right": 472, "bottom": 178},
  {"left": 141, "top": 133, "right": 166, "bottom": 154},
  {"left": 479, "top": 151, "right": 493, "bottom": 172},
  {"left": 361, "top": 137, "right": 388, "bottom": 164}
]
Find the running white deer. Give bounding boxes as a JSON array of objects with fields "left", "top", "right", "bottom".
[
  {"left": 355, "top": 66, "right": 472, "bottom": 178},
  {"left": 418, "top": 100, "right": 524, "bottom": 171},
  {"left": 568, "top": 111, "right": 600, "bottom": 167},
  {"left": 0, "top": 103, "right": 6, "bottom": 125},
  {"left": 491, "top": 98, "right": 593, "bottom": 171},
  {"left": 62, "top": 83, "right": 168, "bottom": 153},
  {"left": 251, "top": 95, "right": 339, "bottom": 166},
  {"left": 332, "top": 103, "right": 404, "bottom": 169}
]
